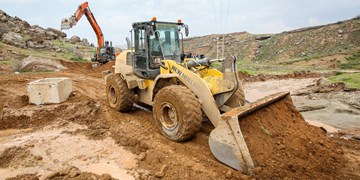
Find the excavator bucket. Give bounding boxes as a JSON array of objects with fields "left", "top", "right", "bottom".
[
  {"left": 61, "top": 16, "right": 76, "bottom": 30},
  {"left": 209, "top": 92, "right": 290, "bottom": 174}
]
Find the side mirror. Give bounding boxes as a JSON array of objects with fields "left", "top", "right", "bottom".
[
  {"left": 184, "top": 24, "right": 189, "bottom": 37},
  {"left": 154, "top": 30, "right": 161, "bottom": 40},
  {"left": 145, "top": 25, "right": 154, "bottom": 36}
]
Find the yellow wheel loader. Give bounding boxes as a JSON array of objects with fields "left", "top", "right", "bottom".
[{"left": 105, "top": 17, "right": 289, "bottom": 174}]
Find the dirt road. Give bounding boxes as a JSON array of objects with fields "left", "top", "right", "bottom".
[{"left": 0, "top": 61, "right": 359, "bottom": 179}]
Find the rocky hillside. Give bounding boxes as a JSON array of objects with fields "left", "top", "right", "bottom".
[
  {"left": 0, "top": 9, "right": 93, "bottom": 62},
  {"left": 184, "top": 17, "right": 360, "bottom": 70}
]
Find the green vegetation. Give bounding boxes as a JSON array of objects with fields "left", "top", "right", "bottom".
[
  {"left": 0, "top": 41, "right": 95, "bottom": 64},
  {"left": 327, "top": 72, "right": 360, "bottom": 88},
  {"left": 340, "top": 51, "right": 360, "bottom": 69}
]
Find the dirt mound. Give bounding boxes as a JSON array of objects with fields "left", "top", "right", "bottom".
[
  {"left": 238, "top": 71, "right": 330, "bottom": 82},
  {"left": 5, "top": 174, "right": 38, "bottom": 180},
  {"left": 239, "top": 96, "right": 346, "bottom": 178},
  {"left": 61, "top": 60, "right": 114, "bottom": 76},
  {"left": 0, "top": 92, "right": 101, "bottom": 130},
  {"left": 6, "top": 166, "right": 117, "bottom": 180},
  {"left": 0, "top": 146, "right": 42, "bottom": 168}
]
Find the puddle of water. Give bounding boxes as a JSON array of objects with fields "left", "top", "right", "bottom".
[{"left": 0, "top": 122, "right": 137, "bottom": 179}]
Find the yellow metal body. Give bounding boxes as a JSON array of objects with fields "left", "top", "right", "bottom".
[{"left": 113, "top": 50, "right": 289, "bottom": 174}]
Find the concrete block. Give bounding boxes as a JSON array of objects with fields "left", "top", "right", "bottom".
[{"left": 27, "top": 77, "right": 72, "bottom": 105}]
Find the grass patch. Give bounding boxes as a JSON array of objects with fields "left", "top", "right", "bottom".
[
  {"left": 327, "top": 73, "right": 360, "bottom": 88},
  {"left": 340, "top": 51, "right": 360, "bottom": 69}
]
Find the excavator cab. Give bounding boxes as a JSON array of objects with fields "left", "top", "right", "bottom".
[
  {"left": 131, "top": 19, "right": 186, "bottom": 79},
  {"left": 97, "top": 41, "right": 116, "bottom": 63}
]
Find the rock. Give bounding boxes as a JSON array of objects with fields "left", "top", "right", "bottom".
[
  {"left": 337, "top": 29, "right": 344, "bottom": 34},
  {"left": 20, "top": 56, "right": 67, "bottom": 72},
  {"left": 294, "top": 99, "right": 328, "bottom": 112},
  {"left": 45, "top": 172, "right": 60, "bottom": 179},
  {"left": 13, "top": 27, "right": 21, "bottom": 33},
  {"left": 100, "top": 174, "right": 112, "bottom": 180},
  {"left": 277, "top": 144, "right": 286, "bottom": 150},
  {"left": 137, "top": 152, "right": 147, "bottom": 161},
  {"left": 30, "top": 25, "right": 45, "bottom": 34},
  {"left": 70, "top": 35, "right": 81, "bottom": 44},
  {"left": 0, "top": 23, "right": 11, "bottom": 36},
  {"left": 225, "top": 170, "right": 233, "bottom": 179},
  {"left": 68, "top": 171, "right": 80, "bottom": 178},
  {"left": 0, "top": 13, "right": 8, "bottom": 22},
  {"left": 252, "top": 167, "right": 262, "bottom": 174},
  {"left": 18, "top": 20, "right": 31, "bottom": 28},
  {"left": 47, "top": 28, "right": 67, "bottom": 38},
  {"left": 81, "top": 38, "right": 89, "bottom": 46},
  {"left": 0, "top": 9, "right": 6, "bottom": 15},
  {"left": 45, "top": 30, "right": 58, "bottom": 40},
  {"left": 2, "top": 32, "right": 26, "bottom": 48},
  {"left": 27, "top": 41, "right": 35, "bottom": 48},
  {"left": 154, "top": 165, "right": 167, "bottom": 178},
  {"left": 32, "top": 34, "right": 45, "bottom": 43},
  {"left": 43, "top": 40, "right": 53, "bottom": 48}
]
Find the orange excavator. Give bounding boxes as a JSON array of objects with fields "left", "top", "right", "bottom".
[{"left": 61, "top": 2, "right": 120, "bottom": 63}]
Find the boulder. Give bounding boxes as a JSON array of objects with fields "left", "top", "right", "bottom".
[
  {"left": 2, "top": 32, "right": 26, "bottom": 48},
  {"left": 46, "top": 28, "right": 66, "bottom": 38},
  {"left": 0, "top": 23, "right": 11, "bottom": 37},
  {"left": 70, "top": 35, "right": 81, "bottom": 44},
  {"left": 0, "top": 9, "right": 6, "bottom": 15},
  {"left": 81, "top": 38, "right": 89, "bottom": 46},
  {"left": 30, "top": 25, "right": 46, "bottom": 35},
  {"left": 337, "top": 29, "right": 344, "bottom": 34},
  {"left": 45, "top": 30, "right": 58, "bottom": 40},
  {"left": 27, "top": 41, "right": 35, "bottom": 48},
  {"left": 31, "top": 34, "right": 45, "bottom": 43},
  {"left": 0, "top": 10, "right": 8, "bottom": 22},
  {"left": 18, "top": 20, "right": 30, "bottom": 29},
  {"left": 43, "top": 40, "right": 53, "bottom": 48}
]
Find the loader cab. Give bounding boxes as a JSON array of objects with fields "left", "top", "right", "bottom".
[{"left": 131, "top": 18, "right": 188, "bottom": 79}]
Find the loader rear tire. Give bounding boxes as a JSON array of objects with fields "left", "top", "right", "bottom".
[
  {"left": 153, "top": 85, "right": 202, "bottom": 141},
  {"left": 106, "top": 73, "right": 134, "bottom": 112}
]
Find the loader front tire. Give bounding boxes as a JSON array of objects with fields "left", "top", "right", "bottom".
[
  {"left": 106, "top": 73, "right": 134, "bottom": 112},
  {"left": 153, "top": 85, "right": 202, "bottom": 141}
]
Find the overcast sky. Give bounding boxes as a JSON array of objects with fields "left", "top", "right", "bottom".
[{"left": 1, "top": 0, "right": 360, "bottom": 46}]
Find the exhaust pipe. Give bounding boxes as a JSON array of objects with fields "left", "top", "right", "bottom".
[{"left": 126, "top": 37, "right": 131, "bottom": 50}]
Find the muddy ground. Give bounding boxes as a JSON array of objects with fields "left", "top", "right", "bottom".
[{"left": 0, "top": 60, "right": 359, "bottom": 179}]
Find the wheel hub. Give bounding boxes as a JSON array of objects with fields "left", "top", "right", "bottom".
[{"left": 160, "top": 103, "right": 178, "bottom": 130}]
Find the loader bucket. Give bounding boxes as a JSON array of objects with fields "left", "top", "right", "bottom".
[{"left": 209, "top": 92, "right": 290, "bottom": 174}]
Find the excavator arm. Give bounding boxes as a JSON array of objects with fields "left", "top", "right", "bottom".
[{"left": 61, "top": 2, "right": 104, "bottom": 54}]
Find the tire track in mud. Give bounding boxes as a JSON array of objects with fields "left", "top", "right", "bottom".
[{"left": 102, "top": 103, "right": 238, "bottom": 179}]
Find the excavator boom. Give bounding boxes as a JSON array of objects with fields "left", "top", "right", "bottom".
[
  {"left": 61, "top": 2, "right": 104, "bottom": 53},
  {"left": 61, "top": 2, "right": 119, "bottom": 64}
]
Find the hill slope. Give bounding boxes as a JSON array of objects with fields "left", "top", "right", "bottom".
[{"left": 184, "top": 17, "right": 360, "bottom": 71}]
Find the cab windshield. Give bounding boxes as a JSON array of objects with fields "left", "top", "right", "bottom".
[{"left": 149, "top": 23, "right": 180, "bottom": 61}]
